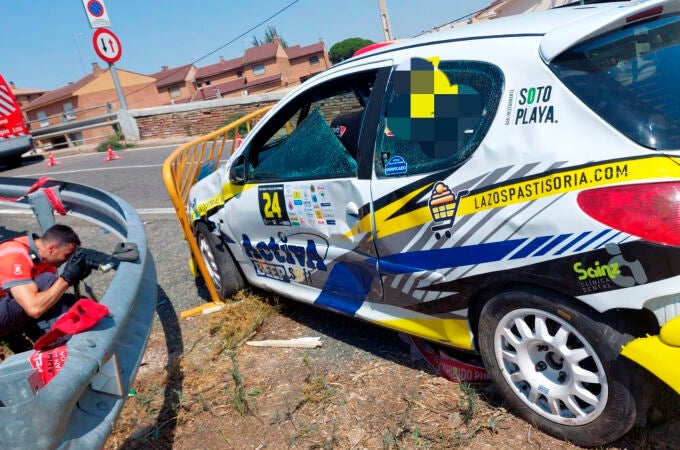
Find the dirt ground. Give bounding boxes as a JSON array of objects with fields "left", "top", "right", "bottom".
[{"left": 106, "top": 292, "right": 680, "bottom": 450}]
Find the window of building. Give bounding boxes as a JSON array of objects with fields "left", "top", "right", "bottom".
[
  {"left": 253, "top": 64, "right": 266, "bottom": 76},
  {"left": 37, "top": 111, "right": 49, "bottom": 127},
  {"left": 196, "top": 81, "right": 203, "bottom": 88},
  {"left": 237, "top": 71, "right": 243, "bottom": 78},
  {"left": 63, "top": 102, "right": 76, "bottom": 120},
  {"left": 242, "top": 69, "right": 378, "bottom": 182},
  {"left": 309, "top": 55, "right": 320, "bottom": 65},
  {"left": 169, "top": 86, "right": 181, "bottom": 98},
  {"left": 205, "top": 80, "right": 212, "bottom": 86},
  {"left": 375, "top": 59, "right": 503, "bottom": 177}
]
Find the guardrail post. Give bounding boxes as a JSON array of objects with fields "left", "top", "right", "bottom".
[{"left": 116, "top": 110, "right": 140, "bottom": 142}]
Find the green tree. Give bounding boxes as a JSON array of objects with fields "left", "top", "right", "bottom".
[
  {"left": 251, "top": 25, "right": 287, "bottom": 48},
  {"left": 329, "top": 37, "right": 375, "bottom": 64}
]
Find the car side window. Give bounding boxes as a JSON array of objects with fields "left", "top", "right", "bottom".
[
  {"left": 375, "top": 59, "right": 503, "bottom": 177},
  {"left": 245, "top": 70, "right": 378, "bottom": 182}
]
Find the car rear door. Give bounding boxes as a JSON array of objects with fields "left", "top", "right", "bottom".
[{"left": 365, "top": 55, "right": 505, "bottom": 346}]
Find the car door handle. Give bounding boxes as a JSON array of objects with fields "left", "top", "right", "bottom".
[{"left": 346, "top": 202, "right": 359, "bottom": 218}]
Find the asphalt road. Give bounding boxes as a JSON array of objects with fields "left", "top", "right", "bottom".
[{"left": 0, "top": 146, "right": 212, "bottom": 317}]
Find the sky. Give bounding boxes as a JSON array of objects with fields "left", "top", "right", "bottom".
[{"left": 0, "top": 0, "right": 492, "bottom": 91}]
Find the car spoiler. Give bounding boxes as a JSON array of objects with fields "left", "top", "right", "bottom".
[{"left": 0, "top": 177, "right": 157, "bottom": 449}]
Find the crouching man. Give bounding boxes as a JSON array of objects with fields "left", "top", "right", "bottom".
[{"left": 0, "top": 224, "right": 91, "bottom": 347}]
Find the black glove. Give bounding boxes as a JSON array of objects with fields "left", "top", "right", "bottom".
[{"left": 60, "top": 249, "right": 92, "bottom": 286}]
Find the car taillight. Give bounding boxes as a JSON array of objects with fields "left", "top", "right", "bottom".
[{"left": 577, "top": 182, "right": 680, "bottom": 246}]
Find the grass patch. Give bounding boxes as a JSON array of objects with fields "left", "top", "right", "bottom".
[
  {"left": 229, "top": 351, "right": 252, "bottom": 415},
  {"left": 95, "top": 133, "right": 135, "bottom": 152},
  {"left": 300, "top": 350, "right": 336, "bottom": 404},
  {"left": 208, "top": 290, "right": 278, "bottom": 358}
]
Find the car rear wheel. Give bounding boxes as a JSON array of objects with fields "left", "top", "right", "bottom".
[
  {"left": 194, "top": 221, "right": 245, "bottom": 301},
  {"left": 477, "top": 288, "right": 638, "bottom": 446}
]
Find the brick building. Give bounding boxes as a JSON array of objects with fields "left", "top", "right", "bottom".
[
  {"left": 23, "top": 62, "right": 163, "bottom": 149},
  {"left": 8, "top": 82, "right": 46, "bottom": 110},
  {"left": 19, "top": 38, "right": 331, "bottom": 148},
  {"left": 190, "top": 38, "right": 331, "bottom": 101},
  {"left": 149, "top": 63, "right": 197, "bottom": 105}
]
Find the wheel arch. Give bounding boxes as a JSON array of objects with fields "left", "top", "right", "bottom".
[{"left": 466, "top": 281, "right": 659, "bottom": 351}]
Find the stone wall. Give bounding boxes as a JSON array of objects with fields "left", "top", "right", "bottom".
[{"left": 130, "top": 90, "right": 291, "bottom": 140}]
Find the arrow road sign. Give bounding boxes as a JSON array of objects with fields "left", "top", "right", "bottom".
[{"left": 92, "top": 28, "right": 122, "bottom": 64}]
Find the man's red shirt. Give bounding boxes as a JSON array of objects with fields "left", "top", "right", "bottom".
[{"left": 0, "top": 235, "right": 56, "bottom": 297}]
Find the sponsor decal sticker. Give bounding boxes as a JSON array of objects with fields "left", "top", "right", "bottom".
[
  {"left": 331, "top": 124, "right": 347, "bottom": 138},
  {"left": 512, "top": 85, "right": 557, "bottom": 125},
  {"left": 428, "top": 181, "right": 468, "bottom": 239},
  {"left": 282, "top": 184, "right": 335, "bottom": 227},
  {"left": 385, "top": 155, "right": 408, "bottom": 176},
  {"left": 573, "top": 243, "right": 648, "bottom": 293},
  {"left": 242, "top": 232, "right": 328, "bottom": 285},
  {"left": 258, "top": 185, "right": 291, "bottom": 226},
  {"left": 468, "top": 162, "right": 630, "bottom": 212},
  {"left": 13, "top": 264, "right": 23, "bottom": 275}
]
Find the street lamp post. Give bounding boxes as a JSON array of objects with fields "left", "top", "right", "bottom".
[
  {"left": 72, "top": 32, "right": 87, "bottom": 74},
  {"left": 377, "top": 0, "right": 394, "bottom": 41}
]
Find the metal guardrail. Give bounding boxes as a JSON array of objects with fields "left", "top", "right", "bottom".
[
  {"left": 0, "top": 177, "right": 157, "bottom": 449},
  {"left": 162, "top": 105, "right": 272, "bottom": 312},
  {"left": 30, "top": 112, "right": 119, "bottom": 141}
]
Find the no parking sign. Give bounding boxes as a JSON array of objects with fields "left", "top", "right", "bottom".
[{"left": 81, "top": 0, "right": 111, "bottom": 28}]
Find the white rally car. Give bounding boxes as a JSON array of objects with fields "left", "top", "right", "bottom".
[{"left": 186, "top": 1, "right": 680, "bottom": 445}]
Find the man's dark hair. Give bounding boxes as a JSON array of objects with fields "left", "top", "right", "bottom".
[{"left": 42, "top": 224, "right": 81, "bottom": 247}]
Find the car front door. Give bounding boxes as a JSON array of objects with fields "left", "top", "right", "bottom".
[{"left": 222, "top": 68, "right": 385, "bottom": 315}]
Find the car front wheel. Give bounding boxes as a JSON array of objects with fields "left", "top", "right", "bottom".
[
  {"left": 477, "top": 288, "right": 639, "bottom": 446},
  {"left": 194, "top": 221, "right": 245, "bottom": 301}
]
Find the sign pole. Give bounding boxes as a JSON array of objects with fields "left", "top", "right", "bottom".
[
  {"left": 108, "top": 63, "right": 128, "bottom": 111},
  {"left": 91, "top": 28, "right": 126, "bottom": 111}
]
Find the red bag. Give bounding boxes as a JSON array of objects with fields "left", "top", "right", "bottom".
[{"left": 33, "top": 298, "right": 109, "bottom": 351}]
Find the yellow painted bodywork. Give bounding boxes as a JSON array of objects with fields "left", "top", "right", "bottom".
[
  {"left": 621, "top": 315, "right": 680, "bottom": 394},
  {"left": 376, "top": 317, "right": 473, "bottom": 349}
]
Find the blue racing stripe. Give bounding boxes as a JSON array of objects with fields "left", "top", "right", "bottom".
[
  {"left": 533, "top": 233, "right": 572, "bottom": 257},
  {"left": 574, "top": 229, "right": 610, "bottom": 252},
  {"left": 555, "top": 231, "right": 591, "bottom": 255},
  {"left": 510, "top": 236, "right": 553, "bottom": 260},
  {"left": 380, "top": 238, "right": 527, "bottom": 274}
]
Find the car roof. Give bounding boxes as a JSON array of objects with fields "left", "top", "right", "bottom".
[{"left": 344, "top": 0, "right": 674, "bottom": 64}]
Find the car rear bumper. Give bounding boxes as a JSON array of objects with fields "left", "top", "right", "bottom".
[{"left": 621, "top": 315, "right": 680, "bottom": 394}]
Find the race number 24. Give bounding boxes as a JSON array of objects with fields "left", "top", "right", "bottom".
[{"left": 258, "top": 185, "right": 291, "bottom": 226}]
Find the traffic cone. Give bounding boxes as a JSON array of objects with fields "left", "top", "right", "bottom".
[
  {"left": 45, "top": 151, "right": 62, "bottom": 167},
  {"left": 104, "top": 145, "right": 122, "bottom": 162}
]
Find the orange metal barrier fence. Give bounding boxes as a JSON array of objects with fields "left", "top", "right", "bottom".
[{"left": 162, "top": 105, "right": 273, "bottom": 313}]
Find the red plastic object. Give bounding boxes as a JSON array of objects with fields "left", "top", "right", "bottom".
[
  {"left": 353, "top": 41, "right": 396, "bottom": 57},
  {"left": 33, "top": 298, "right": 109, "bottom": 350}
]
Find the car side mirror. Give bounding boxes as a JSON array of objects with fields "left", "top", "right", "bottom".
[{"left": 229, "top": 155, "right": 247, "bottom": 185}]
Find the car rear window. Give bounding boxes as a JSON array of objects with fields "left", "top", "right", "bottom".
[{"left": 550, "top": 15, "right": 680, "bottom": 150}]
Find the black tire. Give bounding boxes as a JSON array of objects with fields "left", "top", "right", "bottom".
[
  {"left": 194, "top": 221, "right": 245, "bottom": 301},
  {"left": 477, "top": 287, "right": 639, "bottom": 446},
  {"left": 1, "top": 155, "right": 22, "bottom": 168}
]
